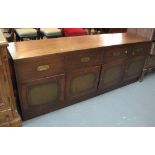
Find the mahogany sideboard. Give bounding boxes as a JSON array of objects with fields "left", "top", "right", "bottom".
[
  {"left": 7, "top": 33, "right": 151, "bottom": 120},
  {"left": 0, "top": 30, "right": 21, "bottom": 126}
]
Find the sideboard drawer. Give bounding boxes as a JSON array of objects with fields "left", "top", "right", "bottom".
[
  {"left": 130, "top": 43, "right": 151, "bottom": 57},
  {"left": 66, "top": 48, "right": 102, "bottom": 70},
  {"left": 103, "top": 45, "right": 129, "bottom": 63},
  {"left": 15, "top": 54, "right": 65, "bottom": 82}
]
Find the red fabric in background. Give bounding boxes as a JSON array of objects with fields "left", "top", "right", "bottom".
[{"left": 63, "top": 28, "right": 87, "bottom": 37}]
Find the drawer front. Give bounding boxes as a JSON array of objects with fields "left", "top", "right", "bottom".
[
  {"left": 130, "top": 43, "right": 151, "bottom": 57},
  {"left": 103, "top": 46, "right": 129, "bottom": 63},
  {"left": 124, "top": 56, "right": 146, "bottom": 82},
  {"left": 19, "top": 74, "right": 65, "bottom": 120},
  {"left": 15, "top": 55, "right": 65, "bottom": 82},
  {"left": 0, "top": 109, "right": 12, "bottom": 126},
  {"left": 66, "top": 48, "right": 102, "bottom": 70},
  {"left": 66, "top": 66, "right": 100, "bottom": 101}
]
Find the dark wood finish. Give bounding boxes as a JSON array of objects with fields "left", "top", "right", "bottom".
[
  {"left": 103, "top": 45, "right": 129, "bottom": 63},
  {"left": 8, "top": 33, "right": 150, "bottom": 60},
  {"left": 19, "top": 74, "right": 65, "bottom": 120},
  {"left": 66, "top": 48, "right": 102, "bottom": 70},
  {"left": 14, "top": 54, "right": 65, "bottom": 82},
  {"left": 129, "top": 43, "right": 151, "bottom": 57},
  {"left": 124, "top": 56, "right": 146, "bottom": 82},
  {"left": 7, "top": 33, "right": 152, "bottom": 120},
  {"left": 127, "top": 28, "right": 155, "bottom": 82},
  {"left": 0, "top": 30, "right": 22, "bottom": 126}
]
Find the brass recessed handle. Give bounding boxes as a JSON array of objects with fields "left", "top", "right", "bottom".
[
  {"left": 37, "top": 65, "right": 50, "bottom": 71},
  {"left": 81, "top": 57, "right": 90, "bottom": 63},
  {"left": 125, "top": 50, "right": 128, "bottom": 54}
]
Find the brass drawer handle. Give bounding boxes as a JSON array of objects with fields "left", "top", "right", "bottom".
[
  {"left": 81, "top": 57, "right": 90, "bottom": 63},
  {"left": 125, "top": 50, "right": 128, "bottom": 54},
  {"left": 113, "top": 51, "right": 121, "bottom": 57},
  {"left": 37, "top": 65, "right": 50, "bottom": 71}
]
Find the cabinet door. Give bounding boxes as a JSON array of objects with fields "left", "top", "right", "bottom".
[
  {"left": 98, "top": 59, "right": 125, "bottom": 91},
  {"left": 66, "top": 66, "right": 100, "bottom": 101},
  {"left": 19, "top": 74, "right": 65, "bottom": 120},
  {"left": 124, "top": 56, "right": 146, "bottom": 82}
]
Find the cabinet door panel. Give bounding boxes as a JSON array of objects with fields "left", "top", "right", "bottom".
[
  {"left": 28, "top": 82, "right": 59, "bottom": 106},
  {"left": 124, "top": 56, "right": 146, "bottom": 81},
  {"left": 66, "top": 66, "right": 100, "bottom": 101},
  {"left": 98, "top": 60, "right": 125, "bottom": 91},
  {"left": 19, "top": 74, "right": 65, "bottom": 120},
  {"left": 70, "top": 73, "right": 96, "bottom": 94}
]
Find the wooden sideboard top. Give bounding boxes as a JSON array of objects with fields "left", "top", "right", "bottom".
[
  {"left": 8, "top": 33, "right": 151, "bottom": 60},
  {"left": 0, "top": 30, "right": 8, "bottom": 47}
]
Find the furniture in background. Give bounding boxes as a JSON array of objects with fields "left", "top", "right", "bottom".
[
  {"left": 107, "top": 28, "right": 127, "bottom": 33},
  {"left": 1, "top": 28, "right": 14, "bottom": 42},
  {"left": 0, "top": 30, "right": 21, "bottom": 126},
  {"left": 86, "top": 28, "right": 127, "bottom": 35},
  {"left": 127, "top": 28, "right": 155, "bottom": 81},
  {"left": 14, "top": 28, "right": 39, "bottom": 41},
  {"left": 39, "top": 28, "right": 62, "bottom": 38},
  {"left": 63, "top": 28, "right": 87, "bottom": 37},
  {"left": 8, "top": 33, "right": 151, "bottom": 120}
]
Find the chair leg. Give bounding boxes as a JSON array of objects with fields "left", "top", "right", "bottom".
[
  {"left": 16, "top": 34, "right": 20, "bottom": 41},
  {"left": 139, "top": 69, "right": 148, "bottom": 82},
  {"left": 40, "top": 34, "right": 44, "bottom": 39},
  {"left": 31, "top": 37, "right": 36, "bottom": 40}
]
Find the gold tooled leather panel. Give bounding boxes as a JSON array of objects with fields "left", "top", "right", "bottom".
[
  {"left": 126, "top": 60, "right": 144, "bottom": 76},
  {"left": 28, "top": 82, "right": 59, "bottom": 106},
  {"left": 70, "top": 73, "right": 95, "bottom": 94},
  {"left": 104, "top": 66, "right": 122, "bottom": 84}
]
